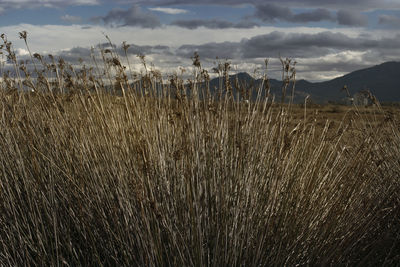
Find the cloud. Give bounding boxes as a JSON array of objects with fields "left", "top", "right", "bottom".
[
  {"left": 336, "top": 9, "right": 368, "bottom": 26},
  {"left": 59, "top": 46, "right": 93, "bottom": 61},
  {"left": 56, "top": 43, "right": 171, "bottom": 63},
  {"left": 178, "top": 41, "right": 240, "bottom": 59},
  {"left": 253, "top": 3, "right": 292, "bottom": 22},
  {"left": 292, "top": 8, "right": 334, "bottom": 23},
  {"left": 1, "top": 0, "right": 400, "bottom": 13},
  {"left": 241, "top": 31, "right": 400, "bottom": 58},
  {"left": 0, "top": 0, "right": 99, "bottom": 11},
  {"left": 118, "top": 43, "right": 171, "bottom": 56},
  {"left": 241, "top": 31, "right": 345, "bottom": 58},
  {"left": 171, "top": 19, "right": 233, "bottom": 29},
  {"left": 174, "top": 31, "right": 400, "bottom": 60},
  {"left": 126, "top": 0, "right": 400, "bottom": 10},
  {"left": 92, "top": 5, "right": 161, "bottom": 28},
  {"left": 3, "top": 23, "right": 396, "bottom": 56},
  {"left": 253, "top": 3, "right": 335, "bottom": 23},
  {"left": 148, "top": 7, "right": 188, "bottom": 14},
  {"left": 254, "top": 3, "right": 369, "bottom": 26},
  {"left": 299, "top": 51, "right": 371, "bottom": 72},
  {"left": 54, "top": 29, "right": 396, "bottom": 65},
  {"left": 16, "top": 48, "right": 29, "bottom": 57},
  {"left": 1, "top": 23, "right": 399, "bottom": 81},
  {"left": 170, "top": 19, "right": 258, "bottom": 29},
  {"left": 61, "top": 14, "right": 82, "bottom": 23},
  {"left": 170, "top": 30, "right": 400, "bottom": 80},
  {"left": 235, "top": 20, "right": 260, "bottom": 28},
  {"left": 379, "top": 14, "right": 400, "bottom": 27}
]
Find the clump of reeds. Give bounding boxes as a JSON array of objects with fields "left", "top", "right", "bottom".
[{"left": 0, "top": 32, "right": 399, "bottom": 266}]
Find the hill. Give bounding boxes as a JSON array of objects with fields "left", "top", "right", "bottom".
[{"left": 208, "top": 61, "right": 400, "bottom": 103}]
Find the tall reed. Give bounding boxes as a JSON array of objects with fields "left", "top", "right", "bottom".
[{"left": 0, "top": 33, "right": 399, "bottom": 266}]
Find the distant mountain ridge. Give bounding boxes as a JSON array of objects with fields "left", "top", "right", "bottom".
[{"left": 209, "top": 61, "right": 400, "bottom": 103}]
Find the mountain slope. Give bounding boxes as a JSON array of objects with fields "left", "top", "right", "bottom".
[
  {"left": 208, "top": 61, "right": 400, "bottom": 103},
  {"left": 299, "top": 61, "right": 400, "bottom": 102}
]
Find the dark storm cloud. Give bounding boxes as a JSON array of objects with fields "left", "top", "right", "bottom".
[
  {"left": 121, "top": 44, "right": 171, "bottom": 56},
  {"left": 170, "top": 19, "right": 259, "bottom": 29},
  {"left": 96, "top": 42, "right": 171, "bottom": 56},
  {"left": 174, "top": 31, "right": 400, "bottom": 60},
  {"left": 253, "top": 3, "right": 291, "bottom": 22},
  {"left": 253, "top": 3, "right": 369, "bottom": 26},
  {"left": 48, "top": 31, "right": 399, "bottom": 67},
  {"left": 242, "top": 31, "right": 400, "bottom": 58},
  {"left": 56, "top": 47, "right": 94, "bottom": 63},
  {"left": 55, "top": 43, "right": 171, "bottom": 64},
  {"left": 240, "top": 31, "right": 355, "bottom": 58},
  {"left": 91, "top": 5, "right": 161, "bottom": 28},
  {"left": 177, "top": 42, "right": 241, "bottom": 59},
  {"left": 171, "top": 19, "right": 234, "bottom": 29},
  {"left": 336, "top": 10, "right": 368, "bottom": 26},
  {"left": 254, "top": 3, "right": 334, "bottom": 23}
]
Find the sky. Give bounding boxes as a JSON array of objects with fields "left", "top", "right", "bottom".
[{"left": 0, "top": 0, "right": 399, "bottom": 81}]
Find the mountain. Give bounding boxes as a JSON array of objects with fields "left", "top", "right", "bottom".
[
  {"left": 208, "top": 72, "right": 302, "bottom": 102},
  {"left": 299, "top": 61, "right": 400, "bottom": 103},
  {"left": 208, "top": 61, "right": 400, "bottom": 103}
]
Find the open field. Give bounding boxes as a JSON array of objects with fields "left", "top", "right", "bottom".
[{"left": 0, "top": 35, "right": 399, "bottom": 265}]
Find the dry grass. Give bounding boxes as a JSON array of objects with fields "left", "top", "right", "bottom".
[{"left": 0, "top": 33, "right": 399, "bottom": 266}]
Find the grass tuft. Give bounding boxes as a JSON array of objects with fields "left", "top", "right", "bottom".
[{"left": 0, "top": 33, "right": 399, "bottom": 266}]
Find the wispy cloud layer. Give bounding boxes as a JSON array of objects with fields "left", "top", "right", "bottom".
[
  {"left": 148, "top": 7, "right": 188, "bottom": 14},
  {"left": 170, "top": 19, "right": 259, "bottom": 29}
]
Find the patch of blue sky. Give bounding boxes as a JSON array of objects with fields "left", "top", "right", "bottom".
[
  {"left": 60, "top": 4, "right": 116, "bottom": 24},
  {"left": 0, "top": 8, "right": 63, "bottom": 26},
  {"left": 365, "top": 9, "right": 400, "bottom": 29}
]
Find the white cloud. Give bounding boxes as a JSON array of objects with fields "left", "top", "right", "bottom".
[
  {"left": 16, "top": 48, "right": 30, "bottom": 56},
  {"left": 148, "top": 7, "right": 188, "bottom": 15}
]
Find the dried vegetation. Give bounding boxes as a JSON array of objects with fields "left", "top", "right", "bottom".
[{"left": 0, "top": 32, "right": 399, "bottom": 266}]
